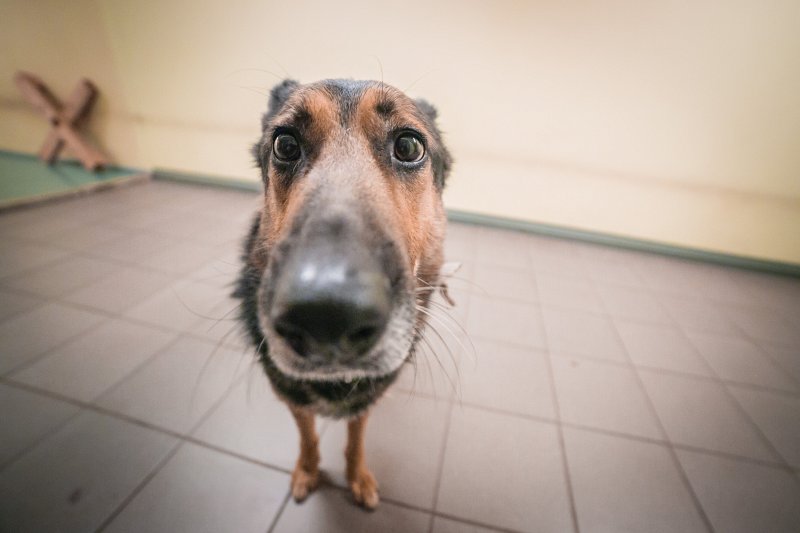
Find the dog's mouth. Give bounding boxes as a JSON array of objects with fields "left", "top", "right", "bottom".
[{"left": 259, "top": 294, "right": 415, "bottom": 382}]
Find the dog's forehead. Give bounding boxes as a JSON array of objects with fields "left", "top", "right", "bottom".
[{"left": 274, "top": 80, "right": 428, "bottom": 135}]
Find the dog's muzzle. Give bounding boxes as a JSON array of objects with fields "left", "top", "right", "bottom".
[{"left": 269, "top": 236, "right": 393, "bottom": 366}]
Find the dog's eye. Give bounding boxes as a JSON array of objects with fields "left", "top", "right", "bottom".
[
  {"left": 393, "top": 133, "right": 425, "bottom": 163},
  {"left": 273, "top": 133, "right": 301, "bottom": 162}
]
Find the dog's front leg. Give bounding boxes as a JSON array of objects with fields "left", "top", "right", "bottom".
[
  {"left": 288, "top": 405, "right": 320, "bottom": 502},
  {"left": 345, "top": 412, "right": 379, "bottom": 509}
]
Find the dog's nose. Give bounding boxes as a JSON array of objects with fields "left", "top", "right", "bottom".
[{"left": 271, "top": 259, "right": 391, "bottom": 360}]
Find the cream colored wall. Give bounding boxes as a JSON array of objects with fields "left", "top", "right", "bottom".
[{"left": 2, "top": 0, "right": 799, "bottom": 263}]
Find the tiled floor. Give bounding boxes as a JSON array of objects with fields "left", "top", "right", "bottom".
[{"left": 1, "top": 180, "right": 799, "bottom": 532}]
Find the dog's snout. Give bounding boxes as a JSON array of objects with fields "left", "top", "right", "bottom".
[{"left": 271, "top": 254, "right": 391, "bottom": 361}]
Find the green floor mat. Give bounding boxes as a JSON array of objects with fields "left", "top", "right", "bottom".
[{"left": 0, "top": 150, "right": 146, "bottom": 210}]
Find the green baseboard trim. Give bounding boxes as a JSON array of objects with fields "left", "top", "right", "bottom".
[
  {"left": 0, "top": 149, "right": 146, "bottom": 211},
  {"left": 0, "top": 149, "right": 142, "bottom": 175},
  {"left": 147, "top": 166, "right": 800, "bottom": 278},
  {"left": 447, "top": 209, "right": 800, "bottom": 278},
  {"left": 153, "top": 168, "right": 261, "bottom": 192}
]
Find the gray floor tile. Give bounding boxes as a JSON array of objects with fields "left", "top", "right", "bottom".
[
  {"left": 0, "top": 411, "right": 177, "bottom": 533},
  {"left": 563, "top": 427, "right": 707, "bottom": 533},
  {"left": 444, "top": 223, "right": 477, "bottom": 266},
  {"left": 0, "top": 288, "right": 42, "bottom": 322},
  {"left": 65, "top": 265, "right": 174, "bottom": 314},
  {"left": 658, "top": 294, "right": 739, "bottom": 335},
  {"left": 761, "top": 342, "right": 800, "bottom": 384},
  {"left": 273, "top": 485, "right": 431, "bottom": 533},
  {"left": 104, "top": 442, "right": 287, "bottom": 533},
  {"left": 137, "top": 240, "right": 221, "bottom": 275},
  {"left": 687, "top": 332, "right": 798, "bottom": 391},
  {"left": 677, "top": 450, "right": 800, "bottom": 533},
  {"left": 2, "top": 255, "right": 119, "bottom": 298},
  {"left": 192, "top": 371, "right": 310, "bottom": 471},
  {"left": 466, "top": 294, "right": 546, "bottom": 349},
  {"left": 542, "top": 307, "right": 627, "bottom": 362},
  {"left": 616, "top": 321, "right": 711, "bottom": 376},
  {"left": 432, "top": 516, "right": 501, "bottom": 533},
  {"left": 46, "top": 224, "right": 127, "bottom": 252},
  {"left": 695, "top": 270, "right": 762, "bottom": 307},
  {"left": 470, "top": 263, "right": 537, "bottom": 302},
  {"left": 0, "top": 302, "right": 106, "bottom": 375},
  {"left": 722, "top": 305, "right": 800, "bottom": 348},
  {"left": 530, "top": 241, "right": 588, "bottom": 279},
  {"left": 184, "top": 290, "right": 248, "bottom": 348},
  {"left": 552, "top": 356, "right": 662, "bottom": 439},
  {"left": 124, "top": 278, "right": 236, "bottom": 335},
  {"left": 634, "top": 257, "right": 709, "bottom": 295},
  {"left": 584, "top": 258, "right": 646, "bottom": 287},
  {"left": 90, "top": 230, "right": 179, "bottom": 264},
  {"left": 12, "top": 319, "right": 177, "bottom": 402},
  {"left": 472, "top": 228, "right": 532, "bottom": 269},
  {"left": 106, "top": 205, "right": 181, "bottom": 231},
  {"left": 0, "top": 243, "right": 69, "bottom": 279},
  {"left": 536, "top": 274, "right": 603, "bottom": 313},
  {"left": 319, "top": 394, "right": 450, "bottom": 509},
  {"left": 96, "top": 336, "right": 245, "bottom": 433},
  {"left": 458, "top": 339, "right": 555, "bottom": 419},
  {"left": 730, "top": 386, "right": 800, "bottom": 467},
  {"left": 639, "top": 371, "right": 778, "bottom": 461},
  {"left": 596, "top": 284, "right": 671, "bottom": 324},
  {"left": 187, "top": 250, "right": 242, "bottom": 290},
  {"left": 739, "top": 273, "right": 800, "bottom": 314},
  {"left": 437, "top": 407, "right": 573, "bottom": 532},
  {"left": 0, "top": 384, "right": 79, "bottom": 466},
  {"left": 149, "top": 211, "right": 243, "bottom": 247}
]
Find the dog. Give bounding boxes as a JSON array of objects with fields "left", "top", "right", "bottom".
[{"left": 234, "top": 78, "right": 453, "bottom": 509}]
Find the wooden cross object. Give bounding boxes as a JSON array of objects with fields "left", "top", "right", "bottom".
[{"left": 14, "top": 71, "right": 109, "bottom": 171}]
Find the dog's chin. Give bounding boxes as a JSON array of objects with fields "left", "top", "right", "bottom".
[{"left": 257, "top": 302, "right": 416, "bottom": 383}]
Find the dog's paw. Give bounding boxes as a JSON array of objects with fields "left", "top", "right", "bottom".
[
  {"left": 349, "top": 468, "right": 379, "bottom": 510},
  {"left": 291, "top": 467, "right": 319, "bottom": 502}
]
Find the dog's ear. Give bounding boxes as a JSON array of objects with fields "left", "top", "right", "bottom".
[
  {"left": 415, "top": 98, "right": 452, "bottom": 189},
  {"left": 253, "top": 79, "right": 301, "bottom": 175},
  {"left": 415, "top": 98, "right": 439, "bottom": 122},
  {"left": 262, "top": 79, "right": 300, "bottom": 130}
]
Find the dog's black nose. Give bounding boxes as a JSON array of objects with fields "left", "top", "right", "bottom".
[{"left": 271, "top": 257, "right": 391, "bottom": 360}]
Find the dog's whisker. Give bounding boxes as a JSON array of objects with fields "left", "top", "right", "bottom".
[
  {"left": 415, "top": 304, "right": 471, "bottom": 368},
  {"left": 418, "top": 316, "right": 462, "bottom": 400},
  {"left": 418, "top": 300, "right": 477, "bottom": 365},
  {"left": 415, "top": 325, "right": 457, "bottom": 401},
  {"left": 223, "top": 67, "right": 285, "bottom": 82}
]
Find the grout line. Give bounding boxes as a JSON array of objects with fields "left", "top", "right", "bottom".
[
  {"left": 532, "top": 274, "right": 581, "bottom": 533},
  {"left": 93, "top": 364, "right": 249, "bottom": 532},
  {"left": 424, "top": 288, "right": 474, "bottom": 533},
  {"left": 265, "top": 490, "right": 292, "bottom": 533},
  {"left": 4, "top": 373, "right": 795, "bottom": 486},
  {"left": 426, "top": 397, "right": 456, "bottom": 533},
  {"left": 93, "top": 435, "right": 186, "bottom": 532},
  {"left": 0, "top": 306, "right": 110, "bottom": 379},
  {"left": 599, "top": 276, "right": 717, "bottom": 533},
  {"left": 720, "top": 311, "right": 800, "bottom": 393},
  {"left": 434, "top": 330, "right": 800, "bottom": 401},
  {"left": 668, "top": 315, "right": 800, "bottom": 483}
]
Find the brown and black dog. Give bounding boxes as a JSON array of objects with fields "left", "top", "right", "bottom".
[{"left": 234, "top": 79, "right": 452, "bottom": 509}]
